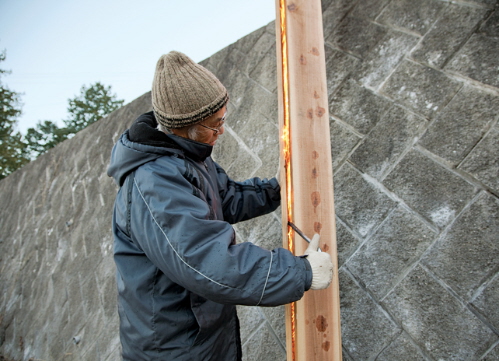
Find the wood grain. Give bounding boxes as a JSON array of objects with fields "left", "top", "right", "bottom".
[{"left": 275, "top": 0, "right": 342, "bottom": 359}]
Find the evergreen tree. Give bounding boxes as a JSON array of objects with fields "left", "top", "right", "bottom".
[
  {"left": 24, "top": 82, "right": 124, "bottom": 158},
  {"left": 24, "top": 120, "right": 73, "bottom": 158},
  {"left": 0, "top": 51, "right": 29, "bottom": 179},
  {"left": 64, "top": 82, "right": 124, "bottom": 134}
]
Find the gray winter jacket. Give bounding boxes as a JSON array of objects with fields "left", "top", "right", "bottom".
[{"left": 107, "top": 112, "right": 312, "bottom": 360}]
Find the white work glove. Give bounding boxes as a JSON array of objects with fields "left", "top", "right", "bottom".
[{"left": 303, "top": 234, "right": 333, "bottom": 290}]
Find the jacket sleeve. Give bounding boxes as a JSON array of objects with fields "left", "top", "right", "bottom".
[
  {"left": 214, "top": 162, "right": 281, "bottom": 225},
  {"left": 130, "top": 158, "right": 311, "bottom": 307}
]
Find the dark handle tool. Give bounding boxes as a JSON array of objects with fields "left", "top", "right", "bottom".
[{"left": 287, "top": 221, "right": 322, "bottom": 252}]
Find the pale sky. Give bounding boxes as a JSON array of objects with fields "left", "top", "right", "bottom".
[{"left": 0, "top": 0, "right": 276, "bottom": 133}]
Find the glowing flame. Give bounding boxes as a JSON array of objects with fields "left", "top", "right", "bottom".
[
  {"left": 280, "top": 0, "right": 293, "bottom": 255},
  {"left": 279, "top": 1, "right": 296, "bottom": 360}
]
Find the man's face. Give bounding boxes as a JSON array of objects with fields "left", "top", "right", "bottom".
[{"left": 192, "top": 106, "right": 226, "bottom": 146}]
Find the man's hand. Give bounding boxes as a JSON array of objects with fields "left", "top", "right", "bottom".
[{"left": 303, "top": 234, "right": 333, "bottom": 290}]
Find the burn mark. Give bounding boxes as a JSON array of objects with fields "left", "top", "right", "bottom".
[
  {"left": 312, "top": 167, "right": 319, "bottom": 179},
  {"left": 316, "top": 106, "right": 325, "bottom": 117},
  {"left": 300, "top": 54, "right": 307, "bottom": 65},
  {"left": 311, "top": 191, "right": 321, "bottom": 211},
  {"left": 314, "top": 222, "right": 322, "bottom": 233},
  {"left": 287, "top": 3, "right": 297, "bottom": 11},
  {"left": 312, "top": 151, "right": 319, "bottom": 159},
  {"left": 314, "top": 91, "right": 320, "bottom": 99},
  {"left": 322, "top": 341, "right": 331, "bottom": 352},
  {"left": 311, "top": 47, "right": 320, "bottom": 56},
  {"left": 316, "top": 315, "right": 328, "bottom": 332},
  {"left": 307, "top": 108, "right": 314, "bottom": 119}
]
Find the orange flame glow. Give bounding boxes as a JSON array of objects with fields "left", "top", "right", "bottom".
[{"left": 279, "top": 1, "right": 296, "bottom": 360}]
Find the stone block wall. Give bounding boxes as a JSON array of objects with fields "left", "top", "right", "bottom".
[
  {"left": 1, "top": 0, "right": 498, "bottom": 360},
  {"left": 320, "top": 0, "right": 499, "bottom": 359}
]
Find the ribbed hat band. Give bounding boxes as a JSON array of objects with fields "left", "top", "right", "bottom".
[{"left": 152, "top": 51, "right": 229, "bottom": 129}]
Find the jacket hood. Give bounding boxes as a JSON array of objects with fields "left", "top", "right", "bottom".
[{"left": 107, "top": 112, "right": 213, "bottom": 186}]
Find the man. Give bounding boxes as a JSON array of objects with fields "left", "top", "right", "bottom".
[{"left": 107, "top": 51, "right": 333, "bottom": 360}]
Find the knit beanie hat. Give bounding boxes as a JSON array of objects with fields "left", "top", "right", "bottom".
[{"left": 152, "top": 51, "right": 229, "bottom": 129}]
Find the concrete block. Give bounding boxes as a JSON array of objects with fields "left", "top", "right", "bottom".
[
  {"left": 335, "top": 219, "right": 361, "bottom": 268},
  {"left": 339, "top": 270, "right": 400, "bottom": 360},
  {"left": 234, "top": 212, "right": 281, "bottom": 250},
  {"left": 241, "top": 322, "right": 286, "bottom": 361},
  {"left": 459, "top": 123, "right": 499, "bottom": 195},
  {"left": 229, "top": 81, "right": 276, "bottom": 133},
  {"left": 423, "top": 192, "right": 499, "bottom": 300},
  {"left": 236, "top": 306, "right": 265, "bottom": 345},
  {"left": 329, "top": 117, "right": 362, "bottom": 170},
  {"left": 321, "top": 0, "right": 335, "bottom": 13},
  {"left": 249, "top": 45, "right": 277, "bottom": 94},
  {"left": 79, "top": 338, "right": 100, "bottom": 361},
  {"left": 325, "top": 46, "right": 361, "bottom": 95},
  {"left": 330, "top": 78, "right": 392, "bottom": 135},
  {"left": 224, "top": 145, "right": 260, "bottom": 181},
  {"left": 351, "top": 0, "right": 390, "bottom": 20},
  {"left": 211, "top": 47, "right": 247, "bottom": 90},
  {"left": 49, "top": 264, "right": 70, "bottom": 306},
  {"left": 355, "top": 29, "right": 419, "bottom": 90},
  {"left": 348, "top": 206, "right": 436, "bottom": 300},
  {"left": 45, "top": 304, "right": 70, "bottom": 361},
  {"left": 264, "top": 20, "right": 275, "bottom": 37},
  {"left": 446, "top": 34, "right": 499, "bottom": 88},
  {"left": 377, "top": 0, "right": 447, "bottom": 35},
  {"left": 381, "top": 60, "right": 462, "bottom": 119},
  {"left": 104, "top": 345, "right": 122, "bottom": 361},
  {"left": 199, "top": 43, "right": 232, "bottom": 72},
  {"left": 382, "top": 265, "right": 498, "bottom": 360},
  {"left": 239, "top": 117, "right": 279, "bottom": 179},
  {"left": 94, "top": 330, "right": 120, "bottom": 361},
  {"left": 472, "top": 273, "right": 499, "bottom": 332},
  {"left": 83, "top": 230, "right": 105, "bottom": 259},
  {"left": 419, "top": 85, "right": 499, "bottom": 167},
  {"left": 70, "top": 181, "right": 88, "bottom": 220},
  {"left": 238, "top": 32, "right": 275, "bottom": 77},
  {"left": 342, "top": 350, "right": 355, "bottom": 361},
  {"left": 254, "top": 150, "right": 279, "bottom": 181},
  {"left": 322, "top": 0, "right": 359, "bottom": 42},
  {"left": 480, "top": 9, "right": 499, "bottom": 37},
  {"left": 328, "top": 16, "right": 387, "bottom": 59},
  {"left": 212, "top": 124, "right": 242, "bottom": 171},
  {"left": 66, "top": 272, "right": 84, "bottom": 316},
  {"left": 80, "top": 275, "right": 101, "bottom": 319},
  {"left": 70, "top": 227, "right": 87, "bottom": 262},
  {"left": 375, "top": 332, "right": 427, "bottom": 361},
  {"left": 226, "top": 79, "right": 245, "bottom": 118},
  {"left": 482, "top": 344, "right": 499, "bottom": 361},
  {"left": 334, "top": 163, "right": 397, "bottom": 237},
  {"left": 475, "top": 0, "right": 499, "bottom": 7},
  {"left": 120, "top": 92, "right": 152, "bottom": 126},
  {"left": 411, "top": 4, "right": 487, "bottom": 68},
  {"left": 350, "top": 105, "right": 426, "bottom": 180},
  {"left": 384, "top": 149, "right": 476, "bottom": 228},
  {"left": 100, "top": 272, "right": 119, "bottom": 323},
  {"left": 235, "top": 27, "right": 267, "bottom": 56},
  {"left": 261, "top": 305, "right": 286, "bottom": 348},
  {"left": 99, "top": 107, "right": 134, "bottom": 146}
]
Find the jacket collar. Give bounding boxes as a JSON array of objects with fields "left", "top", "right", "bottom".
[
  {"left": 166, "top": 134, "right": 213, "bottom": 162},
  {"left": 129, "top": 111, "right": 213, "bottom": 162}
]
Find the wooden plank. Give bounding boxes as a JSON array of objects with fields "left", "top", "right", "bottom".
[{"left": 275, "top": 0, "right": 342, "bottom": 360}]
